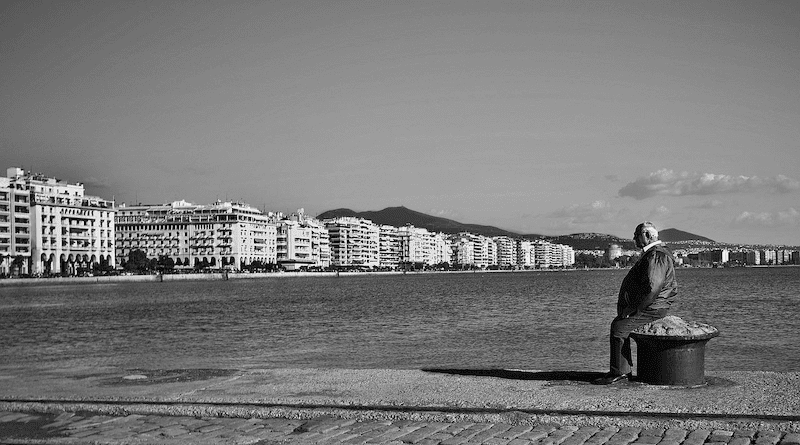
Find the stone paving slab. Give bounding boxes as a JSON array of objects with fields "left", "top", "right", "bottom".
[{"left": 2, "top": 410, "right": 800, "bottom": 445}]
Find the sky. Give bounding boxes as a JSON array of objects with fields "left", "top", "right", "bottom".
[{"left": 2, "top": 1, "right": 799, "bottom": 246}]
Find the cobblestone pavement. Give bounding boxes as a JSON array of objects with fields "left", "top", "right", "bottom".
[{"left": 2, "top": 410, "right": 800, "bottom": 445}]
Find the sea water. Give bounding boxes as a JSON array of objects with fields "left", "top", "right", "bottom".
[{"left": 1, "top": 267, "right": 798, "bottom": 372}]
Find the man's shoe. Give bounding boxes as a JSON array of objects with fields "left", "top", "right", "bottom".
[{"left": 592, "top": 372, "right": 631, "bottom": 385}]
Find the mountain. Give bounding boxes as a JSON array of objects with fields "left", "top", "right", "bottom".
[
  {"left": 658, "top": 228, "right": 715, "bottom": 243},
  {"left": 316, "top": 206, "right": 527, "bottom": 238},
  {"left": 315, "top": 206, "right": 715, "bottom": 249}
]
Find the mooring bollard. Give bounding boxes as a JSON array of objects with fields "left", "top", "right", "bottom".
[{"left": 630, "top": 316, "right": 719, "bottom": 386}]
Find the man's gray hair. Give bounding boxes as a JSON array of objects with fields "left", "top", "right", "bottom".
[{"left": 639, "top": 221, "right": 659, "bottom": 239}]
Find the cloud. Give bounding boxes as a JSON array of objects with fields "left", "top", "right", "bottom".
[
  {"left": 429, "top": 208, "right": 461, "bottom": 220},
  {"left": 733, "top": 208, "right": 800, "bottom": 228},
  {"left": 697, "top": 199, "right": 724, "bottom": 209},
  {"left": 649, "top": 205, "right": 670, "bottom": 218},
  {"left": 619, "top": 169, "right": 800, "bottom": 200},
  {"left": 549, "top": 200, "right": 617, "bottom": 226}
]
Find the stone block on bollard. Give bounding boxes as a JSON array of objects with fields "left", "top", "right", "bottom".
[{"left": 630, "top": 315, "right": 719, "bottom": 386}]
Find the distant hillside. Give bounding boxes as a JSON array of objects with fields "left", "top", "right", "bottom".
[
  {"left": 658, "top": 228, "right": 715, "bottom": 243},
  {"left": 315, "top": 207, "right": 715, "bottom": 248},
  {"left": 546, "top": 233, "right": 636, "bottom": 251},
  {"left": 316, "top": 206, "right": 524, "bottom": 237}
]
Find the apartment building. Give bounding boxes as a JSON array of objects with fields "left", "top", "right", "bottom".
[
  {"left": 450, "top": 234, "right": 473, "bottom": 267},
  {"left": 493, "top": 236, "right": 516, "bottom": 266},
  {"left": 379, "top": 225, "right": 400, "bottom": 269},
  {"left": 533, "top": 240, "right": 575, "bottom": 268},
  {"left": 395, "top": 225, "right": 451, "bottom": 267},
  {"left": 324, "top": 217, "right": 380, "bottom": 268},
  {"left": 276, "top": 209, "right": 330, "bottom": 270},
  {"left": 516, "top": 240, "right": 534, "bottom": 268},
  {"left": 451, "top": 232, "right": 496, "bottom": 268},
  {"left": 0, "top": 167, "right": 115, "bottom": 276},
  {"left": 115, "top": 200, "right": 276, "bottom": 269}
]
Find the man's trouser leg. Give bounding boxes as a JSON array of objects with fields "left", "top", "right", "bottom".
[{"left": 610, "top": 309, "right": 668, "bottom": 376}]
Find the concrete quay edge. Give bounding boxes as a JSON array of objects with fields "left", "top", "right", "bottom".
[{"left": 1, "top": 368, "right": 799, "bottom": 433}]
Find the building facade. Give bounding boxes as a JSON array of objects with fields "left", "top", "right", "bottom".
[
  {"left": 1, "top": 167, "right": 115, "bottom": 276},
  {"left": 324, "top": 217, "right": 380, "bottom": 268},
  {"left": 379, "top": 225, "right": 401, "bottom": 269},
  {"left": 533, "top": 240, "right": 575, "bottom": 268},
  {"left": 276, "top": 209, "right": 330, "bottom": 270},
  {"left": 493, "top": 236, "right": 516, "bottom": 267},
  {"left": 115, "top": 200, "right": 276, "bottom": 270}
]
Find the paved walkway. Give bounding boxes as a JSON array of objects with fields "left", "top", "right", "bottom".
[
  {"left": 2, "top": 368, "right": 799, "bottom": 444},
  {"left": 3, "top": 409, "right": 800, "bottom": 445}
]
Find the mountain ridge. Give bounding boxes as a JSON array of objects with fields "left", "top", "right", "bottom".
[{"left": 316, "top": 206, "right": 714, "bottom": 249}]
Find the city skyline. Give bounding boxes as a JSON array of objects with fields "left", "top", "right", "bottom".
[{"left": 2, "top": 1, "right": 799, "bottom": 245}]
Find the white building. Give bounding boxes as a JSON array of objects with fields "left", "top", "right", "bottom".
[
  {"left": 534, "top": 240, "right": 574, "bottom": 268},
  {"left": 379, "top": 225, "right": 401, "bottom": 269},
  {"left": 493, "top": 236, "right": 516, "bottom": 267},
  {"left": 452, "top": 232, "right": 496, "bottom": 268},
  {"left": 277, "top": 209, "right": 330, "bottom": 270},
  {"left": 397, "top": 225, "right": 451, "bottom": 267},
  {"left": 450, "top": 234, "right": 475, "bottom": 267},
  {"left": 1, "top": 167, "right": 115, "bottom": 276},
  {"left": 324, "top": 217, "right": 380, "bottom": 268},
  {"left": 115, "top": 200, "right": 276, "bottom": 270},
  {"left": 516, "top": 240, "right": 534, "bottom": 268}
]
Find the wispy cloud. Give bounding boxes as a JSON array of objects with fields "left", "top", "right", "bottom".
[
  {"left": 649, "top": 205, "right": 670, "bottom": 218},
  {"left": 696, "top": 199, "right": 724, "bottom": 209},
  {"left": 549, "top": 200, "right": 617, "bottom": 226},
  {"left": 733, "top": 208, "right": 800, "bottom": 228},
  {"left": 428, "top": 208, "right": 461, "bottom": 220},
  {"left": 619, "top": 169, "right": 800, "bottom": 200}
]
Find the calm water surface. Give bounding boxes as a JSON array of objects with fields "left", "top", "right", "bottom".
[{"left": 1, "top": 267, "right": 798, "bottom": 372}]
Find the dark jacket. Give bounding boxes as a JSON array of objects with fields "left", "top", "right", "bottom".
[{"left": 617, "top": 243, "right": 677, "bottom": 317}]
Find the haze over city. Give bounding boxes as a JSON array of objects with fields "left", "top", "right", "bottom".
[{"left": 2, "top": 1, "right": 798, "bottom": 245}]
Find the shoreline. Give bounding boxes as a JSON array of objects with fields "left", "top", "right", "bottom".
[
  {"left": 1, "top": 264, "right": 797, "bottom": 287},
  {"left": 2, "top": 264, "right": 797, "bottom": 287},
  {"left": 0, "top": 267, "right": 615, "bottom": 287}
]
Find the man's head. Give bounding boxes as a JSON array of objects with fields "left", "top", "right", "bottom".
[{"left": 634, "top": 221, "right": 658, "bottom": 249}]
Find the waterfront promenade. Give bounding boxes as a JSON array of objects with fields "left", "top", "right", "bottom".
[{"left": 1, "top": 367, "right": 798, "bottom": 444}]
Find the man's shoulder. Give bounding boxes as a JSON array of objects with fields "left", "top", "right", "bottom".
[{"left": 648, "top": 244, "right": 675, "bottom": 263}]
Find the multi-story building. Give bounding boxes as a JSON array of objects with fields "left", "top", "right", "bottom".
[
  {"left": 761, "top": 250, "right": 777, "bottom": 266},
  {"left": 397, "top": 225, "right": 425, "bottom": 266},
  {"left": 115, "top": 200, "right": 276, "bottom": 270},
  {"left": 516, "top": 240, "right": 534, "bottom": 268},
  {"left": 450, "top": 234, "right": 474, "bottom": 267},
  {"left": 493, "top": 236, "right": 516, "bottom": 267},
  {"left": 324, "top": 217, "right": 380, "bottom": 268},
  {"left": 533, "top": 240, "right": 574, "bottom": 268},
  {"left": 454, "top": 232, "right": 496, "bottom": 268},
  {"left": 431, "top": 232, "right": 451, "bottom": 266},
  {"left": 395, "top": 225, "right": 452, "bottom": 267},
  {"left": 777, "top": 249, "right": 793, "bottom": 265},
  {"left": 276, "top": 209, "right": 331, "bottom": 270},
  {"left": 1, "top": 167, "right": 115, "bottom": 276},
  {"left": 379, "top": 225, "right": 400, "bottom": 269},
  {"left": 276, "top": 220, "right": 313, "bottom": 270},
  {"left": 700, "top": 249, "right": 729, "bottom": 266}
]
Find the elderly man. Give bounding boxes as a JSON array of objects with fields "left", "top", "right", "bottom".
[{"left": 593, "top": 221, "right": 677, "bottom": 385}]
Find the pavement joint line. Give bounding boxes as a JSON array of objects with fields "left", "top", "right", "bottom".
[{"left": 2, "top": 398, "right": 799, "bottom": 423}]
